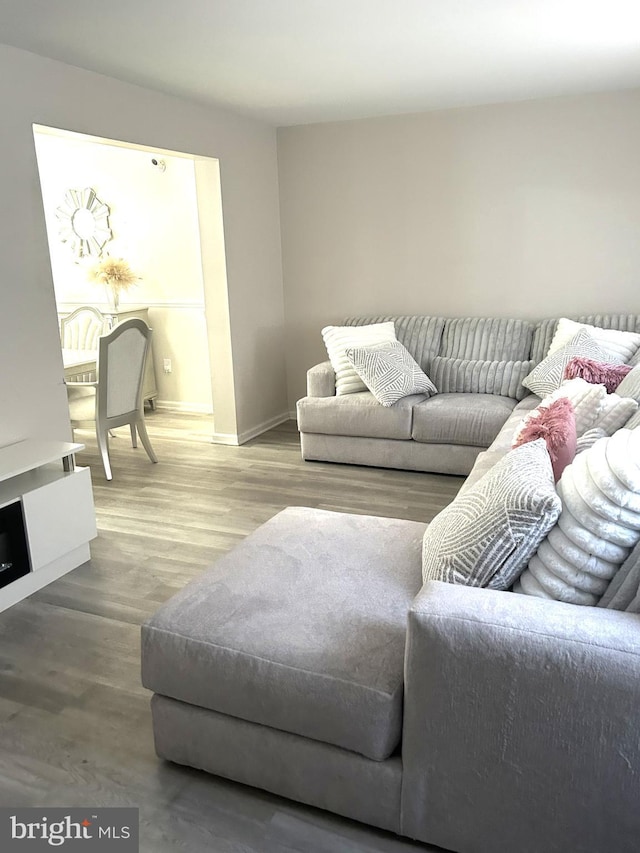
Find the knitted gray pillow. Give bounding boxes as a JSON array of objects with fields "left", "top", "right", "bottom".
[{"left": 422, "top": 439, "right": 561, "bottom": 590}]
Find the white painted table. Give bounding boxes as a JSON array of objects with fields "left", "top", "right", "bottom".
[{"left": 62, "top": 348, "right": 97, "bottom": 381}]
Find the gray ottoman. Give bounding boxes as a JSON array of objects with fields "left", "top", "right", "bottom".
[
  {"left": 142, "top": 505, "right": 426, "bottom": 759},
  {"left": 141, "top": 506, "right": 425, "bottom": 830}
]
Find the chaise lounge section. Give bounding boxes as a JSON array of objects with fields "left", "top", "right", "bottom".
[
  {"left": 142, "top": 508, "right": 640, "bottom": 852},
  {"left": 142, "top": 312, "right": 640, "bottom": 852}
]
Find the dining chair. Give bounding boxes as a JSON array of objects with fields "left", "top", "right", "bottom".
[
  {"left": 60, "top": 306, "right": 106, "bottom": 383},
  {"left": 59, "top": 306, "right": 106, "bottom": 349},
  {"left": 66, "top": 318, "right": 158, "bottom": 481}
]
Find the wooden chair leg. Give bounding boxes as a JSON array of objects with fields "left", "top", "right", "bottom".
[
  {"left": 96, "top": 426, "right": 113, "bottom": 481},
  {"left": 136, "top": 418, "right": 158, "bottom": 464},
  {"left": 130, "top": 423, "right": 138, "bottom": 448}
]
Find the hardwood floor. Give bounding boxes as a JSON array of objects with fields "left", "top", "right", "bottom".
[{"left": 0, "top": 411, "right": 463, "bottom": 852}]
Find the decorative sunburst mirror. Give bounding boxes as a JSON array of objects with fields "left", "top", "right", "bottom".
[{"left": 56, "top": 187, "right": 112, "bottom": 260}]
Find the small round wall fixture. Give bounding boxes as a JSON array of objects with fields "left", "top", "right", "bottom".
[{"left": 56, "top": 187, "right": 112, "bottom": 260}]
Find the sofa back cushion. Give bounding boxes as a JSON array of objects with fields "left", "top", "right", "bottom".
[
  {"left": 432, "top": 318, "right": 535, "bottom": 398},
  {"left": 598, "top": 538, "right": 640, "bottom": 612},
  {"left": 345, "top": 316, "right": 445, "bottom": 373},
  {"left": 531, "top": 318, "right": 559, "bottom": 365},
  {"left": 440, "top": 317, "right": 534, "bottom": 362},
  {"left": 430, "top": 356, "right": 534, "bottom": 400}
]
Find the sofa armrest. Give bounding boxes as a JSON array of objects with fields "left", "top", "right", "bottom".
[
  {"left": 401, "top": 580, "right": 640, "bottom": 853},
  {"left": 307, "top": 361, "right": 336, "bottom": 398}
]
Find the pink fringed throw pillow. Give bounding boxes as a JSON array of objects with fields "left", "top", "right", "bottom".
[
  {"left": 564, "top": 357, "right": 632, "bottom": 393},
  {"left": 513, "top": 397, "right": 577, "bottom": 481}
]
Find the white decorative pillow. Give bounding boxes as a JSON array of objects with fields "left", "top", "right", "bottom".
[
  {"left": 625, "top": 409, "right": 640, "bottom": 431},
  {"left": 575, "top": 427, "right": 608, "bottom": 454},
  {"left": 422, "top": 439, "right": 561, "bottom": 590},
  {"left": 547, "top": 318, "right": 640, "bottom": 364},
  {"left": 321, "top": 322, "right": 397, "bottom": 395},
  {"left": 345, "top": 340, "right": 436, "bottom": 407},
  {"left": 516, "top": 429, "right": 640, "bottom": 606},
  {"left": 591, "top": 393, "right": 638, "bottom": 436},
  {"left": 522, "top": 330, "right": 610, "bottom": 399},
  {"left": 521, "top": 378, "right": 607, "bottom": 437}
]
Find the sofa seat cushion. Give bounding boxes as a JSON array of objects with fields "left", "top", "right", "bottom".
[
  {"left": 297, "top": 391, "right": 426, "bottom": 439},
  {"left": 458, "top": 396, "right": 541, "bottom": 494},
  {"left": 411, "top": 393, "right": 518, "bottom": 448},
  {"left": 142, "top": 507, "right": 426, "bottom": 761}
]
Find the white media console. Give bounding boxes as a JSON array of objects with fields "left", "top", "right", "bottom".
[{"left": 0, "top": 439, "right": 97, "bottom": 613}]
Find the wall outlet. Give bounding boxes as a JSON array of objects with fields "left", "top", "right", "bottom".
[{"left": 163, "top": 358, "right": 172, "bottom": 374}]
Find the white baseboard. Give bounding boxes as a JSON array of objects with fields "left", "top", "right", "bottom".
[
  {"left": 150, "top": 405, "right": 290, "bottom": 445},
  {"left": 154, "top": 400, "right": 214, "bottom": 415},
  {"left": 210, "top": 431, "right": 240, "bottom": 446},
  {"left": 210, "top": 412, "right": 291, "bottom": 446},
  {"left": 238, "top": 412, "right": 291, "bottom": 444}
]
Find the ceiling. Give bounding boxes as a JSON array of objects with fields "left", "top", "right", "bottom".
[{"left": 1, "top": 0, "right": 640, "bottom": 126}]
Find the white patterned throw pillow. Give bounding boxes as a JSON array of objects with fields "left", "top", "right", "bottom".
[
  {"left": 322, "top": 322, "right": 397, "bottom": 395},
  {"left": 345, "top": 340, "right": 436, "bottom": 407},
  {"left": 522, "top": 329, "right": 611, "bottom": 398},
  {"left": 422, "top": 439, "right": 561, "bottom": 590},
  {"left": 547, "top": 318, "right": 640, "bottom": 364}
]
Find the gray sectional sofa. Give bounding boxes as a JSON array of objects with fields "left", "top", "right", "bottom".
[
  {"left": 298, "top": 313, "right": 640, "bottom": 475},
  {"left": 142, "top": 313, "right": 640, "bottom": 853}
]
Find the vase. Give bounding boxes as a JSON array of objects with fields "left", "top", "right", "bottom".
[{"left": 104, "top": 283, "right": 120, "bottom": 313}]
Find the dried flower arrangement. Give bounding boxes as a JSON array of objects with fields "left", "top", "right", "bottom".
[{"left": 88, "top": 256, "right": 140, "bottom": 310}]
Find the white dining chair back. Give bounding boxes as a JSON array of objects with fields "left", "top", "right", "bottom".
[
  {"left": 60, "top": 306, "right": 106, "bottom": 349},
  {"left": 67, "top": 318, "right": 158, "bottom": 481}
]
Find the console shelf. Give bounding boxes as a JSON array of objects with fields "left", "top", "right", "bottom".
[{"left": 0, "top": 439, "right": 97, "bottom": 613}]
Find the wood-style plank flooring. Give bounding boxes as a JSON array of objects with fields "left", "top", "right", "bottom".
[{"left": 0, "top": 412, "right": 463, "bottom": 852}]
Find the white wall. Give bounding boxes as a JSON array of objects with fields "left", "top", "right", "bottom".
[
  {"left": 278, "top": 89, "right": 640, "bottom": 406},
  {"left": 0, "top": 43, "right": 286, "bottom": 447},
  {"left": 33, "top": 130, "right": 213, "bottom": 412}
]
